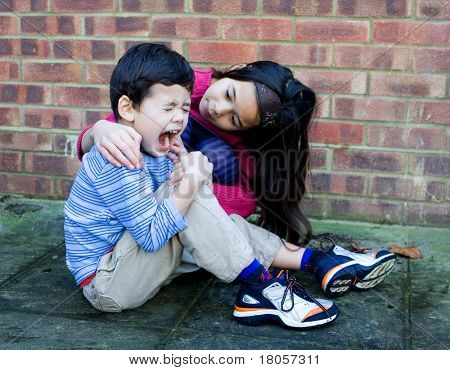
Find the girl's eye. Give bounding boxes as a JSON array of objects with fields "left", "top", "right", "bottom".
[
  {"left": 164, "top": 108, "right": 172, "bottom": 112},
  {"left": 231, "top": 115, "right": 238, "bottom": 127},
  {"left": 183, "top": 107, "right": 190, "bottom": 112},
  {"left": 226, "top": 90, "right": 231, "bottom": 100}
]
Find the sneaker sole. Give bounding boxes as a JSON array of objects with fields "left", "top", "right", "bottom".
[
  {"left": 233, "top": 307, "right": 339, "bottom": 329},
  {"left": 323, "top": 254, "right": 397, "bottom": 298}
]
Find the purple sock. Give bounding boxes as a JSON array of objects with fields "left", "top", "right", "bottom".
[
  {"left": 300, "top": 248, "right": 315, "bottom": 271},
  {"left": 237, "top": 259, "right": 271, "bottom": 284}
]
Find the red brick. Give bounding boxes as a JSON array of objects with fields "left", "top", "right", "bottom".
[
  {"left": 417, "top": 0, "right": 450, "bottom": 19},
  {"left": 86, "top": 110, "right": 110, "bottom": 124},
  {"left": 24, "top": 153, "right": 80, "bottom": 177},
  {"left": 53, "top": 40, "right": 90, "bottom": 60},
  {"left": 0, "top": 16, "right": 18, "bottom": 35},
  {"left": 53, "top": 0, "right": 114, "bottom": 12},
  {"left": 311, "top": 172, "right": 365, "bottom": 195},
  {"left": 24, "top": 108, "right": 83, "bottom": 130},
  {"left": 297, "top": 20, "right": 369, "bottom": 42},
  {"left": 54, "top": 134, "right": 78, "bottom": 154},
  {"left": 261, "top": 44, "right": 331, "bottom": 67},
  {"left": 412, "top": 49, "right": 450, "bottom": 73},
  {"left": 370, "top": 176, "right": 445, "bottom": 201},
  {"left": 53, "top": 39, "right": 116, "bottom": 61},
  {"left": 310, "top": 148, "right": 328, "bottom": 169},
  {"left": 409, "top": 154, "right": 450, "bottom": 177},
  {"left": 333, "top": 97, "right": 406, "bottom": 122},
  {"left": 91, "top": 40, "right": 117, "bottom": 60},
  {"left": 421, "top": 204, "right": 448, "bottom": 226},
  {"left": 425, "top": 181, "right": 446, "bottom": 202},
  {"left": 0, "top": 84, "right": 51, "bottom": 104},
  {"left": 368, "top": 126, "right": 442, "bottom": 150},
  {"left": 295, "top": 71, "right": 367, "bottom": 94},
  {"left": 0, "top": 174, "right": 53, "bottom": 197},
  {"left": 0, "top": 84, "right": 19, "bottom": 102},
  {"left": 188, "top": 42, "right": 257, "bottom": 63},
  {"left": 405, "top": 203, "right": 422, "bottom": 224},
  {"left": 410, "top": 102, "right": 449, "bottom": 125},
  {"left": 152, "top": 17, "right": 219, "bottom": 39},
  {"left": 23, "top": 62, "right": 83, "bottom": 83},
  {"left": 370, "top": 73, "right": 446, "bottom": 98},
  {"left": 329, "top": 198, "right": 402, "bottom": 224},
  {"left": 333, "top": 149, "right": 406, "bottom": 173},
  {"left": 86, "top": 16, "right": 149, "bottom": 36},
  {"left": 310, "top": 122, "right": 364, "bottom": 145},
  {"left": 0, "top": 151, "right": 20, "bottom": 172},
  {"left": 0, "top": 39, "right": 15, "bottom": 56},
  {"left": 119, "top": 40, "right": 184, "bottom": 56},
  {"left": 0, "top": 62, "right": 18, "bottom": 80},
  {"left": 20, "top": 38, "right": 50, "bottom": 58},
  {"left": 222, "top": 18, "right": 292, "bottom": 41},
  {"left": 54, "top": 86, "right": 109, "bottom": 108},
  {"left": 21, "top": 16, "right": 82, "bottom": 35},
  {"left": 86, "top": 64, "right": 115, "bottom": 85},
  {"left": 26, "top": 85, "right": 52, "bottom": 104},
  {"left": 0, "top": 0, "right": 48, "bottom": 12},
  {"left": 263, "top": 0, "right": 332, "bottom": 16},
  {"left": 337, "top": 0, "right": 410, "bottom": 17},
  {"left": 315, "top": 96, "right": 330, "bottom": 118},
  {"left": 121, "top": 0, "right": 184, "bottom": 12},
  {"left": 55, "top": 178, "right": 74, "bottom": 198},
  {"left": 0, "top": 132, "right": 52, "bottom": 151},
  {"left": 335, "top": 46, "right": 409, "bottom": 70},
  {"left": 374, "top": 21, "right": 449, "bottom": 45},
  {"left": 0, "top": 107, "right": 19, "bottom": 126},
  {"left": 300, "top": 195, "right": 327, "bottom": 219},
  {"left": 192, "top": 0, "right": 257, "bottom": 14}
]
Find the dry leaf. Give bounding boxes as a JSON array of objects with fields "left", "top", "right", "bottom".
[
  {"left": 351, "top": 242, "right": 370, "bottom": 253},
  {"left": 388, "top": 244, "right": 422, "bottom": 259}
]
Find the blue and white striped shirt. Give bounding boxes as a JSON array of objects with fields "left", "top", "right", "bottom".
[{"left": 64, "top": 146, "right": 187, "bottom": 285}]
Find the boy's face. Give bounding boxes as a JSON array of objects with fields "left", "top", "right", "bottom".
[{"left": 132, "top": 84, "right": 191, "bottom": 156}]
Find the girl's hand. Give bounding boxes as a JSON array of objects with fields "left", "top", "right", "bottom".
[{"left": 92, "top": 120, "right": 142, "bottom": 170}]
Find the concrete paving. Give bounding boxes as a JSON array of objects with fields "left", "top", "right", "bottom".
[{"left": 0, "top": 194, "right": 448, "bottom": 350}]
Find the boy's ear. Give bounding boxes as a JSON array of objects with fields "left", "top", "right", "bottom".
[{"left": 118, "top": 95, "right": 135, "bottom": 123}]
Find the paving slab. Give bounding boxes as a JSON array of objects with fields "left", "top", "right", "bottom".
[{"left": 0, "top": 195, "right": 448, "bottom": 350}]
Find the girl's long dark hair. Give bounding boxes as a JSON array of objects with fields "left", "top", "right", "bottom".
[{"left": 214, "top": 61, "right": 315, "bottom": 245}]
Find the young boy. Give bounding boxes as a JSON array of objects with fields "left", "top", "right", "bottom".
[{"left": 65, "top": 43, "right": 339, "bottom": 329}]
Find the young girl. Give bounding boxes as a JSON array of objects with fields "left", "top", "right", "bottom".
[{"left": 78, "top": 61, "right": 396, "bottom": 323}]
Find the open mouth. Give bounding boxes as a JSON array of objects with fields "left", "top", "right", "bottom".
[{"left": 158, "top": 129, "right": 180, "bottom": 152}]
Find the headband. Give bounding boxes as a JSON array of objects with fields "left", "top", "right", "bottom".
[{"left": 254, "top": 81, "right": 281, "bottom": 128}]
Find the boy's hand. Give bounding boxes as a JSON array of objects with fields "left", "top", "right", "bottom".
[
  {"left": 93, "top": 120, "right": 143, "bottom": 170},
  {"left": 166, "top": 137, "right": 187, "bottom": 164},
  {"left": 182, "top": 151, "right": 213, "bottom": 185},
  {"left": 168, "top": 161, "right": 185, "bottom": 186}
]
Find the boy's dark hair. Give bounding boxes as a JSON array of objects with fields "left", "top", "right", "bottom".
[{"left": 110, "top": 43, "right": 194, "bottom": 120}]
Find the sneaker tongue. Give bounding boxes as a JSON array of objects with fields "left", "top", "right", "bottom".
[{"left": 291, "top": 283, "right": 316, "bottom": 303}]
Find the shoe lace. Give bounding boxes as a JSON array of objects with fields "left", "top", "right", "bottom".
[
  {"left": 319, "top": 237, "right": 336, "bottom": 252},
  {"left": 280, "top": 271, "right": 330, "bottom": 319}
]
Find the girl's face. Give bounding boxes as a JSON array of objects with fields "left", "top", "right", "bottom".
[{"left": 199, "top": 77, "right": 260, "bottom": 131}]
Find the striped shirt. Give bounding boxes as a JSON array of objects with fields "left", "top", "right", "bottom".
[{"left": 64, "top": 146, "right": 187, "bottom": 285}]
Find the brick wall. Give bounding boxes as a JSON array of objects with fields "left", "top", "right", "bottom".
[{"left": 0, "top": 0, "right": 448, "bottom": 227}]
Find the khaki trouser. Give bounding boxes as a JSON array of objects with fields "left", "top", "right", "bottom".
[{"left": 83, "top": 181, "right": 282, "bottom": 312}]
